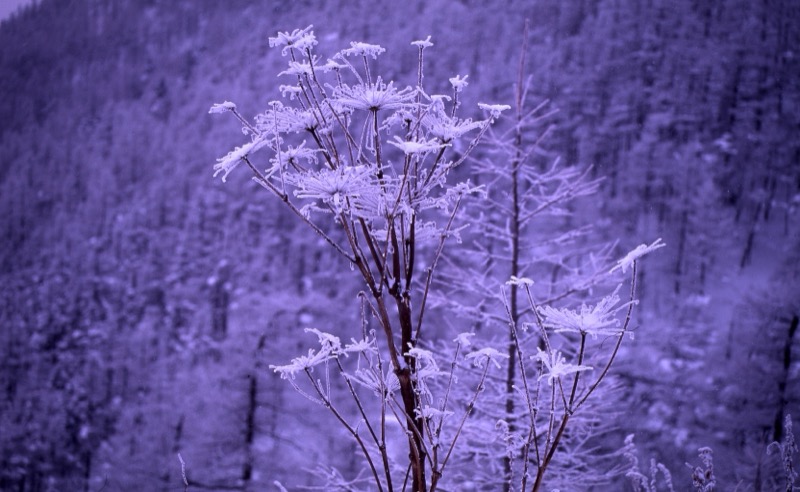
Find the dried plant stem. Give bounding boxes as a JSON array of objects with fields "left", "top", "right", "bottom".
[
  {"left": 303, "top": 367, "right": 385, "bottom": 492},
  {"left": 430, "top": 358, "right": 492, "bottom": 492},
  {"left": 529, "top": 262, "right": 638, "bottom": 492},
  {"left": 334, "top": 358, "right": 394, "bottom": 491},
  {"left": 575, "top": 261, "right": 637, "bottom": 409},
  {"left": 243, "top": 156, "right": 355, "bottom": 262},
  {"left": 502, "top": 287, "right": 538, "bottom": 492}
]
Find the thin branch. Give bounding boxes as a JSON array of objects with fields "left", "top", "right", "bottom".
[
  {"left": 243, "top": 156, "right": 355, "bottom": 262},
  {"left": 303, "top": 368, "right": 385, "bottom": 492},
  {"left": 575, "top": 261, "right": 638, "bottom": 409}
]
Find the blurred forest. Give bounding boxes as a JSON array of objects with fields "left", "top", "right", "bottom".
[{"left": 0, "top": 0, "right": 798, "bottom": 490}]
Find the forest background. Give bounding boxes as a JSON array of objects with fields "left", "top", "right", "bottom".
[{"left": 0, "top": 0, "right": 798, "bottom": 490}]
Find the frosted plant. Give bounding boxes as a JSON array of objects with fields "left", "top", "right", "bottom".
[
  {"left": 211, "top": 27, "right": 507, "bottom": 492},
  {"left": 211, "top": 24, "right": 663, "bottom": 492},
  {"left": 466, "top": 347, "right": 509, "bottom": 369},
  {"left": 332, "top": 77, "right": 415, "bottom": 112},
  {"left": 610, "top": 238, "right": 666, "bottom": 274},
  {"left": 533, "top": 347, "right": 592, "bottom": 386},
  {"left": 268, "top": 25, "right": 318, "bottom": 55},
  {"left": 688, "top": 447, "right": 717, "bottom": 491},
  {"left": 537, "top": 287, "right": 631, "bottom": 339},
  {"left": 503, "top": 268, "right": 642, "bottom": 492},
  {"left": 339, "top": 41, "right": 386, "bottom": 59},
  {"left": 623, "top": 434, "right": 675, "bottom": 492},
  {"left": 430, "top": 22, "right": 663, "bottom": 492},
  {"left": 768, "top": 414, "right": 798, "bottom": 492}
]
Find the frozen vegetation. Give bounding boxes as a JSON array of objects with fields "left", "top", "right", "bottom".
[{"left": 0, "top": 1, "right": 798, "bottom": 491}]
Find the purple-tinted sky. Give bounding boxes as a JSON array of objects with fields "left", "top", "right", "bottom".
[{"left": 0, "top": 0, "right": 33, "bottom": 23}]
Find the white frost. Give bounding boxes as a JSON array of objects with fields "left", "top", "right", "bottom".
[
  {"left": 610, "top": 238, "right": 666, "bottom": 274},
  {"left": 534, "top": 347, "right": 593, "bottom": 386},
  {"left": 478, "top": 103, "right": 511, "bottom": 118},
  {"left": 411, "top": 36, "right": 433, "bottom": 49},
  {"left": 506, "top": 275, "right": 534, "bottom": 287},
  {"left": 338, "top": 42, "right": 386, "bottom": 59},
  {"left": 388, "top": 136, "right": 448, "bottom": 155},
  {"left": 208, "top": 101, "right": 236, "bottom": 114},
  {"left": 465, "top": 347, "right": 509, "bottom": 369},
  {"left": 453, "top": 332, "right": 475, "bottom": 348},
  {"left": 449, "top": 74, "right": 469, "bottom": 92}
]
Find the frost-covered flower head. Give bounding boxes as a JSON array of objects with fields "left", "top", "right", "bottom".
[
  {"left": 407, "top": 346, "right": 438, "bottom": 368},
  {"left": 351, "top": 367, "right": 400, "bottom": 400},
  {"left": 338, "top": 41, "right": 386, "bottom": 59},
  {"left": 279, "top": 59, "right": 315, "bottom": 77},
  {"left": 411, "top": 36, "right": 433, "bottom": 49},
  {"left": 208, "top": 101, "right": 236, "bottom": 114},
  {"left": 388, "top": 135, "right": 448, "bottom": 155},
  {"left": 465, "top": 347, "right": 509, "bottom": 369},
  {"left": 269, "top": 25, "right": 318, "bottom": 55},
  {"left": 449, "top": 74, "right": 469, "bottom": 93},
  {"left": 306, "top": 327, "right": 341, "bottom": 352},
  {"left": 255, "top": 103, "right": 321, "bottom": 135},
  {"left": 506, "top": 276, "right": 534, "bottom": 287},
  {"left": 279, "top": 84, "right": 303, "bottom": 100},
  {"left": 453, "top": 332, "right": 475, "bottom": 348},
  {"left": 421, "top": 103, "right": 484, "bottom": 142},
  {"left": 534, "top": 347, "right": 592, "bottom": 386},
  {"left": 269, "top": 328, "right": 375, "bottom": 379},
  {"left": 332, "top": 77, "right": 416, "bottom": 112},
  {"left": 538, "top": 289, "right": 627, "bottom": 338},
  {"left": 290, "top": 165, "right": 375, "bottom": 210},
  {"left": 478, "top": 103, "right": 512, "bottom": 119},
  {"left": 268, "top": 141, "right": 319, "bottom": 174},
  {"left": 610, "top": 238, "right": 666, "bottom": 274},
  {"left": 213, "top": 136, "right": 268, "bottom": 182},
  {"left": 406, "top": 346, "right": 447, "bottom": 399},
  {"left": 318, "top": 59, "right": 345, "bottom": 73}
]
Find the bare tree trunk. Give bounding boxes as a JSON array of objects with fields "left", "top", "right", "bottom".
[
  {"left": 739, "top": 203, "right": 761, "bottom": 269},
  {"left": 242, "top": 374, "right": 257, "bottom": 486},
  {"left": 502, "top": 23, "right": 529, "bottom": 491},
  {"left": 773, "top": 314, "right": 798, "bottom": 441},
  {"left": 674, "top": 210, "right": 688, "bottom": 294}
]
